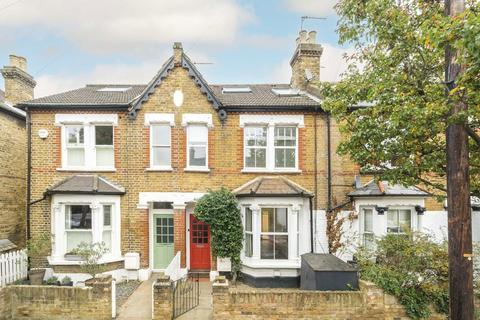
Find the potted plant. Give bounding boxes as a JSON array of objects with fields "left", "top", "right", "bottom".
[
  {"left": 61, "top": 276, "right": 73, "bottom": 286},
  {"left": 26, "top": 233, "right": 51, "bottom": 285},
  {"left": 45, "top": 276, "right": 60, "bottom": 286}
]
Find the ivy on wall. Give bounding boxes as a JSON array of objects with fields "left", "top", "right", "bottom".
[{"left": 194, "top": 188, "right": 243, "bottom": 282}]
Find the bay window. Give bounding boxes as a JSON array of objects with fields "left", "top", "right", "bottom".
[
  {"left": 244, "top": 208, "right": 253, "bottom": 257},
  {"left": 150, "top": 124, "right": 171, "bottom": 168},
  {"left": 260, "top": 208, "right": 288, "bottom": 259},
  {"left": 102, "top": 205, "right": 113, "bottom": 252},
  {"left": 187, "top": 125, "right": 208, "bottom": 168}
]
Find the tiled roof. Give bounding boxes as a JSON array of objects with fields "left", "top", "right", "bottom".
[
  {"left": 0, "top": 239, "right": 17, "bottom": 252},
  {"left": 46, "top": 175, "right": 125, "bottom": 195},
  {"left": 348, "top": 180, "right": 429, "bottom": 197},
  {"left": 210, "top": 84, "right": 320, "bottom": 110},
  {"left": 233, "top": 176, "right": 313, "bottom": 197},
  {"left": 20, "top": 84, "right": 146, "bottom": 107}
]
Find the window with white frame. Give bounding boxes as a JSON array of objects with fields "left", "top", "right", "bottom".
[
  {"left": 65, "top": 205, "right": 92, "bottom": 252},
  {"left": 102, "top": 204, "right": 113, "bottom": 252},
  {"left": 61, "top": 122, "right": 115, "bottom": 170},
  {"left": 387, "top": 209, "right": 412, "bottom": 234},
  {"left": 244, "top": 127, "right": 267, "bottom": 168},
  {"left": 274, "top": 127, "right": 297, "bottom": 168},
  {"left": 242, "top": 125, "right": 298, "bottom": 171},
  {"left": 66, "top": 126, "right": 85, "bottom": 166},
  {"left": 95, "top": 126, "right": 114, "bottom": 167},
  {"left": 260, "top": 208, "right": 288, "bottom": 259},
  {"left": 150, "top": 124, "right": 171, "bottom": 168},
  {"left": 244, "top": 208, "right": 253, "bottom": 257},
  {"left": 363, "top": 208, "right": 374, "bottom": 248},
  {"left": 187, "top": 125, "right": 208, "bottom": 168}
]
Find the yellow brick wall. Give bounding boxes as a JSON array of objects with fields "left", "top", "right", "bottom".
[{"left": 0, "top": 111, "right": 26, "bottom": 247}]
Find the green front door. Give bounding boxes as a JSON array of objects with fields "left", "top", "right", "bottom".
[{"left": 153, "top": 214, "right": 174, "bottom": 269}]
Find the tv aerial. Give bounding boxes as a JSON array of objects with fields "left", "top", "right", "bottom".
[{"left": 300, "top": 16, "right": 326, "bottom": 30}]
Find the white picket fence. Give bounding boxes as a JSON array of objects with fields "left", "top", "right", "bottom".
[{"left": 0, "top": 249, "right": 27, "bottom": 286}]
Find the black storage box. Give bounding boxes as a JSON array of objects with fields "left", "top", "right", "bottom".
[{"left": 300, "top": 253, "right": 359, "bottom": 291}]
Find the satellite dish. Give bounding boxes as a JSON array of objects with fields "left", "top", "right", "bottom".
[{"left": 305, "top": 69, "right": 314, "bottom": 81}]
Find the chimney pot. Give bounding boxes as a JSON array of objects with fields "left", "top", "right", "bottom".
[
  {"left": 299, "top": 30, "right": 308, "bottom": 43},
  {"left": 307, "top": 31, "right": 317, "bottom": 44},
  {"left": 9, "top": 55, "right": 27, "bottom": 72}
]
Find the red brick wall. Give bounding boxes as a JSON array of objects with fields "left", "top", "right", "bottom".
[{"left": 173, "top": 209, "right": 186, "bottom": 268}]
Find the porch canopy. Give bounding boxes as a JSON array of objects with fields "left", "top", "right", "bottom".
[{"left": 348, "top": 180, "right": 428, "bottom": 198}]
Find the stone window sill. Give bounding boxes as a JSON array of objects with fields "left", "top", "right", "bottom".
[
  {"left": 184, "top": 167, "right": 210, "bottom": 173},
  {"left": 57, "top": 167, "right": 116, "bottom": 172},
  {"left": 241, "top": 257, "right": 301, "bottom": 269},
  {"left": 241, "top": 169, "right": 302, "bottom": 174},
  {"left": 146, "top": 166, "right": 173, "bottom": 172},
  {"left": 48, "top": 255, "right": 124, "bottom": 266}
]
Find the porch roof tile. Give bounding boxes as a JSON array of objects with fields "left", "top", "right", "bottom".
[
  {"left": 233, "top": 176, "right": 313, "bottom": 198},
  {"left": 46, "top": 175, "right": 125, "bottom": 195}
]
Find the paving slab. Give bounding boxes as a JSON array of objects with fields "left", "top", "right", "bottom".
[{"left": 176, "top": 281, "right": 212, "bottom": 320}]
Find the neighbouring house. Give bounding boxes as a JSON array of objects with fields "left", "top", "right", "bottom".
[
  {"left": 18, "top": 31, "right": 478, "bottom": 287},
  {"left": 0, "top": 55, "right": 36, "bottom": 251}
]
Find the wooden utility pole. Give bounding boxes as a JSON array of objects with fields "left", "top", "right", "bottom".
[{"left": 445, "top": 0, "right": 473, "bottom": 319}]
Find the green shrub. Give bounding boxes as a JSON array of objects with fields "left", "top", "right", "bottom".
[
  {"left": 45, "top": 276, "right": 59, "bottom": 286},
  {"left": 71, "top": 242, "right": 109, "bottom": 279},
  {"left": 194, "top": 188, "right": 243, "bottom": 282},
  {"left": 357, "top": 231, "right": 449, "bottom": 319}
]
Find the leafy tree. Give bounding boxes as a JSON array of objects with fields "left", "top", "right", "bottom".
[
  {"left": 321, "top": 0, "right": 480, "bottom": 197},
  {"left": 194, "top": 188, "right": 243, "bottom": 282}
]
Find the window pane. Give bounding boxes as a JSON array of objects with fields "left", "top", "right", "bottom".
[
  {"left": 364, "top": 209, "right": 373, "bottom": 233},
  {"left": 274, "top": 127, "right": 296, "bottom": 147},
  {"left": 188, "top": 126, "right": 208, "bottom": 144},
  {"left": 67, "top": 205, "right": 92, "bottom": 229},
  {"left": 245, "top": 127, "right": 267, "bottom": 147},
  {"left": 153, "top": 202, "right": 173, "bottom": 209},
  {"left": 275, "top": 149, "right": 296, "bottom": 168},
  {"left": 275, "top": 235, "right": 289, "bottom": 259},
  {"left": 275, "top": 149, "right": 285, "bottom": 168},
  {"left": 364, "top": 233, "right": 374, "bottom": 248},
  {"left": 399, "top": 210, "right": 411, "bottom": 232},
  {"left": 245, "top": 234, "right": 253, "bottom": 257},
  {"left": 275, "top": 208, "right": 288, "bottom": 232},
  {"left": 245, "top": 208, "right": 252, "bottom": 232},
  {"left": 387, "top": 210, "right": 399, "bottom": 233},
  {"left": 189, "top": 146, "right": 206, "bottom": 166},
  {"left": 151, "top": 125, "right": 171, "bottom": 146},
  {"left": 261, "top": 208, "right": 274, "bottom": 232},
  {"left": 153, "top": 146, "right": 171, "bottom": 166},
  {"left": 103, "top": 205, "right": 111, "bottom": 226},
  {"left": 102, "top": 230, "right": 112, "bottom": 252},
  {"left": 67, "top": 148, "right": 85, "bottom": 166},
  {"left": 67, "top": 127, "right": 84, "bottom": 145},
  {"left": 260, "top": 235, "right": 274, "bottom": 259},
  {"left": 245, "top": 148, "right": 255, "bottom": 167},
  {"left": 95, "top": 126, "right": 113, "bottom": 145},
  {"left": 66, "top": 231, "right": 92, "bottom": 252},
  {"left": 96, "top": 147, "right": 114, "bottom": 166}
]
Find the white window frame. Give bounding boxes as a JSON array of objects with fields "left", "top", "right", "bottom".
[
  {"left": 49, "top": 194, "right": 122, "bottom": 265},
  {"left": 149, "top": 124, "right": 172, "bottom": 170},
  {"left": 64, "top": 204, "right": 93, "bottom": 253},
  {"left": 244, "top": 207, "right": 253, "bottom": 258},
  {"left": 386, "top": 208, "right": 413, "bottom": 234},
  {"left": 240, "top": 115, "right": 303, "bottom": 173},
  {"left": 259, "top": 207, "right": 289, "bottom": 260},
  {"left": 360, "top": 207, "right": 374, "bottom": 248},
  {"left": 56, "top": 114, "right": 118, "bottom": 171},
  {"left": 94, "top": 125, "right": 115, "bottom": 168},
  {"left": 65, "top": 125, "right": 85, "bottom": 167},
  {"left": 273, "top": 126, "right": 298, "bottom": 169},
  {"left": 186, "top": 124, "right": 209, "bottom": 171},
  {"left": 244, "top": 126, "right": 268, "bottom": 169},
  {"left": 102, "top": 204, "right": 114, "bottom": 253}
]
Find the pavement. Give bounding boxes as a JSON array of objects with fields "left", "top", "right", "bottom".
[{"left": 116, "top": 274, "right": 212, "bottom": 320}]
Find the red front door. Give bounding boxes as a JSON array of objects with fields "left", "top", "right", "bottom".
[{"left": 190, "top": 215, "right": 211, "bottom": 270}]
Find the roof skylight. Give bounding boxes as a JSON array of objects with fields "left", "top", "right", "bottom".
[
  {"left": 271, "top": 88, "right": 300, "bottom": 96},
  {"left": 97, "top": 87, "right": 132, "bottom": 92},
  {"left": 222, "top": 87, "right": 252, "bottom": 94}
]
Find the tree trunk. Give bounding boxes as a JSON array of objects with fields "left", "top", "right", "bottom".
[{"left": 445, "top": 0, "right": 474, "bottom": 319}]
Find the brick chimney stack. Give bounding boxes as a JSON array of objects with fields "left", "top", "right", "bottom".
[
  {"left": 1, "top": 55, "right": 36, "bottom": 106},
  {"left": 173, "top": 42, "right": 183, "bottom": 65},
  {"left": 290, "top": 30, "right": 323, "bottom": 90}
]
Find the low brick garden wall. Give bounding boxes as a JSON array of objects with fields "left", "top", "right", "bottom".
[
  {"left": 212, "top": 278, "right": 446, "bottom": 320},
  {"left": 152, "top": 275, "right": 174, "bottom": 320},
  {"left": 0, "top": 275, "right": 113, "bottom": 320}
]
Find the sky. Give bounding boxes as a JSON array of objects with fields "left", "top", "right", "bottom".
[{"left": 0, "top": 0, "right": 350, "bottom": 98}]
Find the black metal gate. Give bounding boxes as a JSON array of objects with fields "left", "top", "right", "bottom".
[{"left": 172, "top": 273, "right": 199, "bottom": 318}]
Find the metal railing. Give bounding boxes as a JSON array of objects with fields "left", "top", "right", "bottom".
[{"left": 172, "top": 272, "right": 199, "bottom": 318}]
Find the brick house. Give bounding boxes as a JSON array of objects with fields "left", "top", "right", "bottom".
[
  {"left": 20, "top": 31, "right": 475, "bottom": 286},
  {"left": 0, "top": 55, "right": 36, "bottom": 251}
]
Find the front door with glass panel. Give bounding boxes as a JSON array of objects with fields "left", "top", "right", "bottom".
[{"left": 153, "top": 213, "right": 174, "bottom": 269}]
